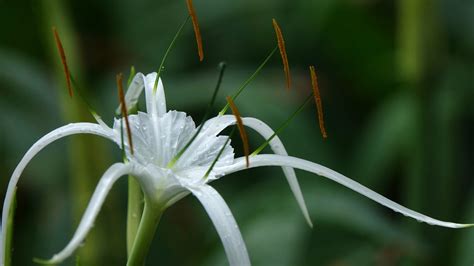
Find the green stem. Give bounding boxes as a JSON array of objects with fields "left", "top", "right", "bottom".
[
  {"left": 4, "top": 188, "right": 16, "bottom": 266},
  {"left": 127, "top": 200, "right": 163, "bottom": 266},
  {"left": 127, "top": 176, "right": 144, "bottom": 257}
]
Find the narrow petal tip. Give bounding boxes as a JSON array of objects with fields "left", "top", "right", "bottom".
[{"left": 32, "top": 257, "right": 56, "bottom": 265}]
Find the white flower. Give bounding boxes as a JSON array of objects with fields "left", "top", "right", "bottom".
[{"left": 1, "top": 72, "right": 472, "bottom": 266}]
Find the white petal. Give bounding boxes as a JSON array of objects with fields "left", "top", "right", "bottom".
[
  {"left": 187, "top": 185, "right": 250, "bottom": 266},
  {"left": 40, "top": 163, "right": 133, "bottom": 264},
  {"left": 172, "top": 115, "right": 235, "bottom": 169},
  {"left": 0, "top": 123, "right": 115, "bottom": 264},
  {"left": 113, "top": 111, "right": 197, "bottom": 167},
  {"left": 222, "top": 154, "right": 474, "bottom": 229},
  {"left": 144, "top": 73, "right": 166, "bottom": 117},
  {"left": 175, "top": 135, "right": 234, "bottom": 171},
  {"left": 241, "top": 117, "right": 312, "bottom": 227},
  {"left": 116, "top": 72, "right": 146, "bottom": 115},
  {"left": 209, "top": 115, "right": 312, "bottom": 227}
]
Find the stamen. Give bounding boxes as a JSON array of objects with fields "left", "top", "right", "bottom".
[
  {"left": 219, "top": 46, "right": 278, "bottom": 115},
  {"left": 226, "top": 96, "right": 250, "bottom": 167},
  {"left": 309, "top": 65, "right": 327, "bottom": 139},
  {"left": 204, "top": 126, "right": 236, "bottom": 179},
  {"left": 154, "top": 16, "right": 191, "bottom": 92},
  {"left": 252, "top": 93, "right": 313, "bottom": 156},
  {"left": 272, "top": 19, "right": 291, "bottom": 90},
  {"left": 186, "top": 0, "right": 204, "bottom": 62},
  {"left": 52, "top": 27, "right": 72, "bottom": 97},
  {"left": 53, "top": 28, "right": 105, "bottom": 126},
  {"left": 167, "top": 62, "right": 227, "bottom": 168},
  {"left": 117, "top": 73, "right": 134, "bottom": 155}
]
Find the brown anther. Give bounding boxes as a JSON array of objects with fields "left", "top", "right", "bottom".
[
  {"left": 226, "top": 96, "right": 250, "bottom": 167},
  {"left": 272, "top": 19, "right": 291, "bottom": 90},
  {"left": 117, "top": 73, "right": 134, "bottom": 154},
  {"left": 186, "top": 0, "right": 204, "bottom": 61},
  {"left": 52, "top": 27, "right": 72, "bottom": 97},
  {"left": 309, "top": 65, "right": 327, "bottom": 139}
]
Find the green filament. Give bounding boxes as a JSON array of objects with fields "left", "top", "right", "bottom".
[
  {"left": 153, "top": 15, "right": 191, "bottom": 92},
  {"left": 219, "top": 45, "right": 278, "bottom": 115},
  {"left": 204, "top": 127, "right": 236, "bottom": 179},
  {"left": 69, "top": 75, "right": 103, "bottom": 124},
  {"left": 251, "top": 93, "right": 313, "bottom": 156},
  {"left": 167, "top": 62, "right": 227, "bottom": 168},
  {"left": 126, "top": 66, "right": 136, "bottom": 87}
]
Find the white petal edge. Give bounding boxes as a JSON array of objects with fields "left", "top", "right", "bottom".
[
  {"left": 205, "top": 115, "right": 312, "bottom": 227},
  {"left": 222, "top": 154, "right": 474, "bottom": 228},
  {"left": 241, "top": 117, "right": 312, "bottom": 227},
  {"left": 0, "top": 123, "right": 115, "bottom": 265},
  {"left": 117, "top": 72, "right": 146, "bottom": 115},
  {"left": 144, "top": 73, "right": 166, "bottom": 117},
  {"left": 187, "top": 185, "right": 250, "bottom": 266},
  {"left": 41, "top": 163, "right": 133, "bottom": 264},
  {"left": 117, "top": 72, "right": 165, "bottom": 118}
]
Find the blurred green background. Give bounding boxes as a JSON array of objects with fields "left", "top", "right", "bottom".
[{"left": 1, "top": 0, "right": 473, "bottom": 265}]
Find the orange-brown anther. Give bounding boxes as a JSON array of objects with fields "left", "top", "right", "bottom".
[
  {"left": 52, "top": 27, "right": 72, "bottom": 97},
  {"left": 117, "top": 73, "right": 134, "bottom": 154},
  {"left": 226, "top": 96, "right": 250, "bottom": 167},
  {"left": 309, "top": 65, "right": 327, "bottom": 139},
  {"left": 272, "top": 19, "right": 291, "bottom": 90},
  {"left": 186, "top": 0, "right": 204, "bottom": 61}
]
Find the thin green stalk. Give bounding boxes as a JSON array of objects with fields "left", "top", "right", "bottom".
[
  {"left": 127, "top": 201, "right": 163, "bottom": 266},
  {"left": 167, "top": 63, "right": 227, "bottom": 168},
  {"left": 252, "top": 93, "right": 313, "bottom": 156},
  {"left": 127, "top": 66, "right": 136, "bottom": 87},
  {"left": 127, "top": 177, "right": 144, "bottom": 257},
  {"left": 219, "top": 46, "right": 278, "bottom": 115},
  {"left": 204, "top": 127, "right": 236, "bottom": 179},
  {"left": 153, "top": 16, "right": 191, "bottom": 92}
]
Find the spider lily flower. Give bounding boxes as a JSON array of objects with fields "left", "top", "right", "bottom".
[
  {"left": 1, "top": 72, "right": 473, "bottom": 266},
  {"left": 0, "top": 72, "right": 310, "bottom": 266}
]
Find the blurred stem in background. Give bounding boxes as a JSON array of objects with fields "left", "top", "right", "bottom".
[
  {"left": 39, "top": 0, "right": 114, "bottom": 264},
  {"left": 398, "top": 0, "right": 426, "bottom": 264},
  {"left": 398, "top": 0, "right": 426, "bottom": 220},
  {"left": 398, "top": 0, "right": 454, "bottom": 264}
]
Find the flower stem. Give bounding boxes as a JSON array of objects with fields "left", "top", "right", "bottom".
[
  {"left": 4, "top": 188, "right": 16, "bottom": 266},
  {"left": 127, "top": 200, "right": 163, "bottom": 266},
  {"left": 127, "top": 176, "right": 143, "bottom": 257}
]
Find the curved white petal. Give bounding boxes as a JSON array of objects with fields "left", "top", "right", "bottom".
[
  {"left": 41, "top": 163, "right": 133, "bottom": 264},
  {"left": 0, "top": 123, "right": 115, "bottom": 264},
  {"left": 207, "top": 115, "right": 312, "bottom": 227},
  {"left": 241, "top": 117, "right": 312, "bottom": 227},
  {"left": 222, "top": 155, "right": 474, "bottom": 229},
  {"left": 187, "top": 185, "right": 250, "bottom": 266},
  {"left": 117, "top": 72, "right": 146, "bottom": 115},
  {"left": 144, "top": 73, "right": 166, "bottom": 117}
]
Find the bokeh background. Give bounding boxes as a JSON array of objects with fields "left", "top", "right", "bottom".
[{"left": 1, "top": 0, "right": 473, "bottom": 265}]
